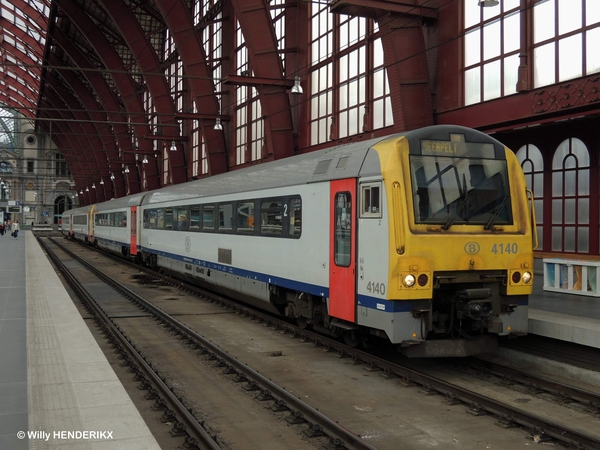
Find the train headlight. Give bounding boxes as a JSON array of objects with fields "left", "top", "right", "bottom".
[
  {"left": 403, "top": 274, "right": 416, "bottom": 288},
  {"left": 522, "top": 271, "right": 532, "bottom": 283}
]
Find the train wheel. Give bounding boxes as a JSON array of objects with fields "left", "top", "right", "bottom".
[
  {"left": 297, "top": 317, "right": 310, "bottom": 329},
  {"left": 343, "top": 331, "right": 360, "bottom": 348}
]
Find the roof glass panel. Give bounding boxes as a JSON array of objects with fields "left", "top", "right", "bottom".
[{"left": 0, "top": 0, "right": 50, "bottom": 115}]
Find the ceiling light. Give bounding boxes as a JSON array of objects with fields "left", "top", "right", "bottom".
[
  {"left": 110, "top": 173, "right": 115, "bottom": 180},
  {"left": 124, "top": 166, "right": 130, "bottom": 173},
  {"left": 291, "top": 76, "right": 303, "bottom": 95},
  {"left": 170, "top": 140, "right": 177, "bottom": 151},
  {"left": 100, "top": 178, "right": 104, "bottom": 185},
  {"left": 92, "top": 183, "right": 96, "bottom": 189},
  {"left": 214, "top": 117, "right": 223, "bottom": 131},
  {"left": 142, "top": 155, "right": 148, "bottom": 164},
  {"left": 478, "top": 0, "right": 499, "bottom": 6},
  {"left": 85, "top": 187, "right": 89, "bottom": 192}
]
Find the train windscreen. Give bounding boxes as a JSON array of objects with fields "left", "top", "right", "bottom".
[{"left": 410, "top": 155, "right": 512, "bottom": 229}]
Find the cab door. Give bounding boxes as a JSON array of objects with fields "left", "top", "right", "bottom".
[
  {"left": 130, "top": 207, "right": 137, "bottom": 256},
  {"left": 329, "top": 179, "right": 357, "bottom": 322}
]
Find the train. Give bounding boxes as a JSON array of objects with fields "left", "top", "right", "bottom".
[{"left": 62, "top": 125, "right": 536, "bottom": 357}]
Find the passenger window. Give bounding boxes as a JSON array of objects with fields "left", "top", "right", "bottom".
[
  {"left": 122, "top": 213, "right": 127, "bottom": 228},
  {"left": 149, "top": 209, "right": 157, "bottom": 229},
  {"left": 219, "top": 204, "right": 233, "bottom": 231},
  {"left": 156, "top": 209, "right": 165, "bottom": 229},
  {"left": 334, "top": 192, "right": 352, "bottom": 267},
  {"left": 203, "top": 205, "right": 214, "bottom": 231},
  {"left": 190, "top": 207, "right": 200, "bottom": 230},
  {"left": 261, "top": 200, "right": 282, "bottom": 235},
  {"left": 289, "top": 198, "right": 302, "bottom": 237},
  {"left": 237, "top": 201, "right": 255, "bottom": 233},
  {"left": 360, "top": 183, "right": 382, "bottom": 218},
  {"left": 165, "top": 208, "right": 173, "bottom": 230},
  {"left": 177, "top": 208, "right": 188, "bottom": 230}
]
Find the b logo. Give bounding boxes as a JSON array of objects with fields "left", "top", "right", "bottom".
[{"left": 464, "top": 242, "right": 480, "bottom": 255}]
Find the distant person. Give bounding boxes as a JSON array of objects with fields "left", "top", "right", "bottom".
[
  {"left": 0, "top": 222, "right": 4, "bottom": 236},
  {"left": 12, "top": 220, "right": 19, "bottom": 238}
]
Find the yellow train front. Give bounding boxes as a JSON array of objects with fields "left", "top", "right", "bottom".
[{"left": 357, "top": 126, "right": 535, "bottom": 357}]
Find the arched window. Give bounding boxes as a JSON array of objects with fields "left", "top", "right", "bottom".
[
  {"left": 551, "top": 138, "right": 590, "bottom": 253},
  {"left": 516, "top": 144, "right": 544, "bottom": 250}
]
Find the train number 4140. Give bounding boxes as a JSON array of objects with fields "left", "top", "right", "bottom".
[
  {"left": 491, "top": 243, "right": 518, "bottom": 254},
  {"left": 367, "top": 281, "right": 386, "bottom": 295}
]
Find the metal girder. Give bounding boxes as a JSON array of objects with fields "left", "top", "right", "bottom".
[
  {"left": 154, "top": 0, "right": 228, "bottom": 176},
  {"left": 45, "top": 58, "right": 117, "bottom": 200},
  {"left": 100, "top": 0, "right": 186, "bottom": 185},
  {"left": 40, "top": 88, "right": 97, "bottom": 197},
  {"left": 231, "top": 0, "right": 295, "bottom": 161},
  {"left": 56, "top": 0, "right": 156, "bottom": 193},
  {"left": 42, "top": 68, "right": 112, "bottom": 202},
  {"left": 330, "top": 0, "right": 437, "bottom": 20},
  {"left": 376, "top": 13, "right": 433, "bottom": 131}
]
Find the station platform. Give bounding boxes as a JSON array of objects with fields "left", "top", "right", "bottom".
[
  {"left": 528, "top": 258, "right": 600, "bottom": 349},
  {"left": 0, "top": 231, "right": 161, "bottom": 449}
]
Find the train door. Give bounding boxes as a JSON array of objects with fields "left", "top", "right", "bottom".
[
  {"left": 329, "top": 179, "right": 357, "bottom": 322},
  {"left": 130, "top": 207, "right": 137, "bottom": 256}
]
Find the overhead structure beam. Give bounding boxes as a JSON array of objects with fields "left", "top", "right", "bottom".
[
  {"left": 100, "top": 0, "right": 187, "bottom": 185},
  {"left": 231, "top": 0, "right": 295, "bottom": 161},
  {"left": 55, "top": 0, "right": 154, "bottom": 194},
  {"left": 154, "top": 0, "right": 228, "bottom": 177},
  {"left": 329, "top": 0, "right": 438, "bottom": 20}
]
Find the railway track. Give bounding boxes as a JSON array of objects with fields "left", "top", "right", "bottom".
[
  {"left": 40, "top": 236, "right": 378, "bottom": 450},
  {"left": 43, "top": 236, "right": 600, "bottom": 450}
]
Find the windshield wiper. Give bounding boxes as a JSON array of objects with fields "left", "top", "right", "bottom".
[
  {"left": 441, "top": 194, "right": 470, "bottom": 230},
  {"left": 484, "top": 195, "right": 509, "bottom": 230}
]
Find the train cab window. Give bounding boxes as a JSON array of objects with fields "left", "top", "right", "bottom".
[
  {"left": 236, "top": 201, "right": 255, "bottom": 233},
  {"left": 334, "top": 192, "right": 352, "bottom": 267},
  {"left": 261, "top": 200, "right": 282, "bottom": 235},
  {"left": 165, "top": 208, "right": 173, "bottom": 230},
  {"left": 190, "top": 207, "right": 200, "bottom": 230},
  {"left": 177, "top": 208, "right": 188, "bottom": 230},
  {"left": 156, "top": 209, "right": 165, "bottom": 229},
  {"left": 289, "top": 198, "right": 302, "bottom": 237},
  {"left": 219, "top": 204, "right": 233, "bottom": 231},
  {"left": 202, "top": 205, "right": 215, "bottom": 231},
  {"left": 360, "top": 183, "right": 382, "bottom": 218}
]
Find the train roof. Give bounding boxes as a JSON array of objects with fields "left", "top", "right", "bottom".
[
  {"left": 94, "top": 191, "right": 148, "bottom": 212},
  {"left": 66, "top": 204, "right": 95, "bottom": 215},
  {"left": 141, "top": 135, "right": 389, "bottom": 205}
]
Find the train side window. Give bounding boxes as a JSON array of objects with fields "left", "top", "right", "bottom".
[
  {"left": 148, "top": 209, "right": 157, "bottom": 229},
  {"left": 334, "top": 192, "right": 352, "bottom": 267},
  {"left": 219, "top": 203, "right": 233, "bottom": 232},
  {"left": 156, "top": 209, "right": 165, "bottom": 229},
  {"left": 289, "top": 198, "right": 302, "bottom": 237},
  {"left": 236, "top": 201, "right": 255, "bottom": 234},
  {"left": 360, "top": 183, "right": 382, "bottom": 218},
  {"left": 122, "top": 212, "right": 127, "bottom": 228},
  {"left": 178, "top": 208, "right": 188, "bottom": 230},
  {"left": 203, "top": 205, "right": 215, "bottom": 231},
  {"left": 190, "top": 207, "right": 200, "bottom": 230},
  {"left": 261, "top": 200, "right": 282, "bottom": 235},
  {"left": 109, "top": 213, "right": 115, "bottom": 227}
]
